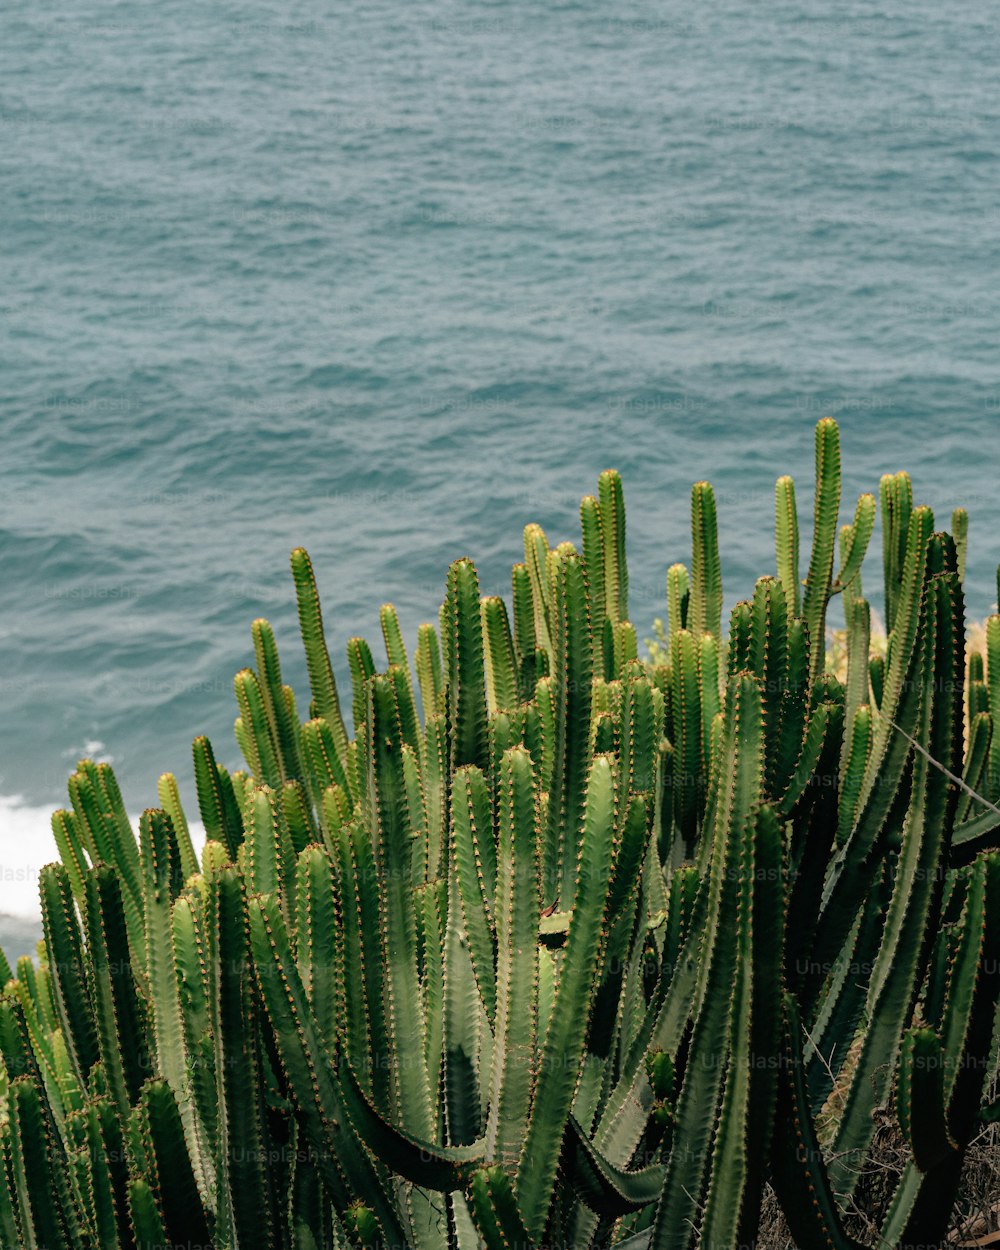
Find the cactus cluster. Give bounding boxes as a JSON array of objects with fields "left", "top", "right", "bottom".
[{"left": 2, "top": 417, "right": 999, "bottom": 1248}]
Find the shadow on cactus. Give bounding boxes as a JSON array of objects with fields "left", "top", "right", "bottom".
[{"left": 3, "top": 417, "right": 999, "bottom": 1249}]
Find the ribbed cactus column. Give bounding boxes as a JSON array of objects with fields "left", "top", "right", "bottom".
[{"left": 3, "top": 421, "right": 1000, "bottom": 1250}]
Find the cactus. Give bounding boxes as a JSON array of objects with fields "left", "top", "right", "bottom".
[{"left": 2, "top": 420, "right": 999, "bottom": 1249}]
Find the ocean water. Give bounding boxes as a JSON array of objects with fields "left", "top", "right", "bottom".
[{"left": 2, "top": 0, "right": 999, "bottom": 957}]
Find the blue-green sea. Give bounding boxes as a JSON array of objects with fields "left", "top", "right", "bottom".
[{"left": 2, "top": 0, "right": 999, "bottom": 954}]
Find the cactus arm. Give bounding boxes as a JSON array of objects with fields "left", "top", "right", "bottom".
[
  {"left": 137, "top": 810, "right": 214, "bottom": 1200},
  {"left": 367, "top": 674, "right": 434, "bottom": 1137},
  {"left": 74, "top": 1100, "right": 127, "bottom": 1250},
  {"left": 512, "top": 562, "right": 538, "bottom": 681},
  {"left": 801, "top": 418, "right": 841, "bottom": 680},
  {"left": 85, "top": 865, "right": 149, "bottom": 1116},
  {"left": 400, "top": 742, "right": 427, "bottom": 888},
  {"left": 467, "top": 1166, "right": 533, "bottom": 1250},
  {"left": 697, "top": 634, "right": 721, "bottom": 760},
  {"left": 530, "top": 675, "right": 556, "bottom": 798},
  {"left": 0, "top": 1124, "right": 21, "bottom": 1248},
  {"left": 140, "top": 812, "right": 184, "bottom": 1090},
  {"left": 831, "top": 493, "right": 875, "bottom": 593},
  {"left": 669, "top": 630, "right": 703, "bottom": 854},
  {"left": 987, "top": 616, "right": 1000, "bottom": 799},
  {"left": 606, "top": 794, "right": 650, "bottom": 922},
  {"left": 777, "top": 702, "right": 840, "bottom": 815},
  {"left": 339, "top": 816, "right": 389, "bottom": 1105},
  {"left": 39, "top": 862, "right": 98, "bottom": 1084},
  {"left": 155, "top": 773, "right": 198, "bottom": 881},
  {"left": 837, "top": 705, "right": 872, "bottom": 845},
  {"left": 295, "top": 844, "right": 341, "bottom": 1045},
  {"left": 689, "top": 481, "right": 722, "bottom": 642},
  {"left": 415, "top": 622, "right": 444, "bottom": 722},
  {"left": 192, "top": 735, "right": 242, "bottom": 858},
  {"left": 138, "top": 1079, "right": 212, "bottom": 1248},
  {"left": 7, "top": 1077, "right": 74, "bottom": 1250},
  {"left": 828, "top": 573, "right": 963, "bottom": 1199},
  {"left": 562, "top": 1115, "right": 663, "bottom": 1217},
  {"left": 66, "top": 762, "right": 111, "bottom": 862},
  {"left": 481, "top": 597, "right": 519, "bottom": 714},
  {"left": 251, "top": 618, "right": 305, "bottom": 784},
  {"left": 379, "top": 601, "right": 411, "bottom": 677},
  {"left": 416, "top": 880, "right": 446, "bottom": 1113},
  {"left": 598, "top": 469, "right": 629, "bottom": 626},
  {"left": 611, "top": 1235, "right": 652, "bottom": 1250},
  {"left": 389, "top": 663, "right": 422, "bottom": 761},
  {"left": 545, "top": 550, "right": 594, "bottom": 909},
  {"left": 445, "top": 559, "right": 490, "bottom": 775},
  {"left": 171, "top": 894, "right": 218, "bottom": 1176},
  {"left": 128, "top": 1177, "right": 168, "bottom": 1250},
  {"left": 302, "top": 716, "right": 352, "bottom": 801},
  {"left": 640, "top": 883, "right": 710, "bottom": 1072},
  {"left": 282, "top": 777, "right": 318, "bottom": 853},
  {"left": 880, "top": 860, "right": 1000, "bottom": 1250},
  {"left": 814, "top": 506, "right": 935, "bottom": 961},
  {"left": 802, "top": 862, "right": 891, "bottom": 1110},
  {"left": 666, "top": 563, "right": 689, "bottom": 642},
  {"left": 451, "top": 767, "right": 497, "bottom": 1024},
  {"left": 290, "top": 547, "right": 350, "bottom": 758},
  {"left": 896, "top": 1027, "right": 953, "bottom": 1171},
  {"left": 8, "top": 982, "right": 59, "bottom": 1113},
  {"left": 581, "top": 494, "right": 605, "bottom": 632},
  {"left": 769, "top": 996, "right": 864, "bottom": 1250},
  {"left": 328, "top": 818, "right": 371, "bottom": 1079},
  {"left": 648, "top": 674, "right": 763, "bottom": 1250},
  {"left": 523, "top": 524, "right": 553, "bottom": 660},
  {"left": 485, "top": 747, "right": 539, "bottom": 1166},
  {"left": 338, "top": 1056, "right": 484, "bottom": 1189},
  {"left": 422, "top": 713, "right": 449, "bottom": 883},
  {"left": 621, "top": 669, "right": 656, "bottom": 801},
  {"left": 839, "top": 596, "right": 871, "bottom": 778},
  {"left": 69, "top": 764, "right": 145, "bottom": 965},
  {"left": 256, "top": 889, "right": 484, "bottom": 1187},
  {"left": 942, "top": 853, "right": 1000, "bottom": 1145},
  {"left": 442, "top": 882, "right": 486, "bottom": 1146},
  {"left": 249, "top": 893, "right": 404, "bottom": 1247},
  {"left": 517, "top": 755, "right": 616, "bottom": 1238},
  {"left": 234, "top": 667, "right": 283, "bottom": 786},
  {"left": 346, "top": 632, "right": 376, "bottom": 742},
  {"left": 881, "top": 856, "right": 1000, "bottom": 1246},
  {"left": 749, "top": 576, "right": 788, "bottom": 791},
  {"left": 968, "top": 648, "right": 989, "bottom": 717},
  {"left": 703, "top": 805, "right": 784, "bottom": 1246},
  {"left": 880, "top": 471, "right": 913, "bottom": 633},
  {"left": 51, "top": 809, "right": 90, "bottom": 914},
  {"left": 209, "top": 866, "right": 276, "bottom": 1246},
  {"left": 648, "top": 896, "right": 736, "bottom": 1250},
  {"left": 246, "top": 785, "right": 295, "bottom": 910},
  {"left": 877, "top": 1154, "right": 964, "bottom": 1249},
  {"left": 955, "top": 711, "right": 991, "bottom": 826},
  {"left": 726, "top": 599, "right": 753, "bottom": 677},
  {"left": 950, "top": 506, "right": 968, "bottom": 583},
  {"left": 94, "top": 761, "right": 141, "bottom": 877},
  {"left": 949, "top": 803, "right": 1000, "bottom": 864},
  {"left": 774, "top": 474, "right": 800, "bottom": 616}
]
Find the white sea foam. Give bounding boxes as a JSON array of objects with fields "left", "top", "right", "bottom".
[
  {"left": 0, "top": 792, "right": 205, "bottom": 921},
  {"left": 0, "top": 794, "right": 59, "bottom": 919}
]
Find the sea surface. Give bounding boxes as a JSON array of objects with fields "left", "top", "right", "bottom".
[{"left": 1, "top": 0, "right": 999, "bottom": 958}]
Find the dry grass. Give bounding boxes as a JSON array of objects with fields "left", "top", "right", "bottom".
[{"left": 752, "top": 1070, "right": 1000, "bottom": 1247}]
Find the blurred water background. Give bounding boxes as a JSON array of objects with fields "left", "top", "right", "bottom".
[{"left": 1, "top": 0, "right": 998, "bottom": 957}]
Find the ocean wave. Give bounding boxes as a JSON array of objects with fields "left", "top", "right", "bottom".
[{"left": 0, "top": 792, "right": 205, "bottom": 922}]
